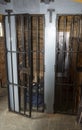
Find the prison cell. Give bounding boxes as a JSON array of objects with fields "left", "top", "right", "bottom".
[
  {"left": 5, "top": 14, "right": 44, "bottom": 117},
  {"left": 55, "top": 15, "right": 82, "bottom": 114}
]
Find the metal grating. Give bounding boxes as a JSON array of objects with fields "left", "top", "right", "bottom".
[
  {"left": 5, "top": 13, "right": 44, "bottom": 117},
  {"left": 55, "top": 15, "right": 82, "bottom": 114}
]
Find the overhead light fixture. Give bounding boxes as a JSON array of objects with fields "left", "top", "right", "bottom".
[{"left": 41, "top": 0, "right": 54, "bottom": 4}]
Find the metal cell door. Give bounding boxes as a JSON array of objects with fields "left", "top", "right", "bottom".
[
  {"left": 5, "top": 13, "right": 44, "bottom": 117},
  {"left": 55, "top": 15, "right": 82, "bottom": 114}
]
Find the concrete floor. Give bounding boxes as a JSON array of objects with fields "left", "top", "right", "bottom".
[{"left": 0, "top": 88, "right": 82, "bottom": 130}]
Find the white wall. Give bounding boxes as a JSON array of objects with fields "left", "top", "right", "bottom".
[
  {"left": 1, "top": 0, "right": 82, "bottom": 14},
  {"left": 0, "top": 0, "right": 13, "bottom": 14}
]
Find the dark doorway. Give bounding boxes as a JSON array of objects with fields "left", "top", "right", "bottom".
[{"left": 54, "top": 15, "right": 82, "bottom": 114}]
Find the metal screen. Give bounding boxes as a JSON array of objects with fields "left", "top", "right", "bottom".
[
  {"left": 55, "top": 15, "right": 82, "bottom": 114},
  {"left": 5, "top": 13, "right": 44, "bottom": 117}
]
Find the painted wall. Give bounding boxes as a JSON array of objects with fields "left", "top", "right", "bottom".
[
  {"left": 0, "top": 0, "right": 82, "bottom": 14},
  {"left": 0, "top": 0, "right": 12, "bottom": 14}
]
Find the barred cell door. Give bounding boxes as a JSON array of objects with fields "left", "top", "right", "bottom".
[
  {"left": 5, "top": 13, "right": 44, "bottom": 117},
  {"left": 55, "top": 15, "right": 82, "bottom": 114}
]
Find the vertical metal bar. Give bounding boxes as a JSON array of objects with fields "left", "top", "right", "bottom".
[
  {"left": 62, "top": 16, "right": 67, "bottom": 73},
  {"left": 54, "top": 15, "right": 59, "bottom": 111},
  {"left": 76, "top": 16, "right": 80, "bottom": 68},
  {"left": 24, "top": 16, "right": 27, "bottom": 115},
  {"left": 37, "top": 17, "right": 40, "bottom": 82},
  {"left": 30, "top": 17, "right": 33, "bottom": 82},
  {"left": 72, "top": 16, "right": 76, "bottom": 112},
  {"left": 25, "top": 15, "right": 29, "bottom": 113},
  {"left": 28, "top": 15, "right": 32, "bottom": 117},
  {"left": 15, "top": 16, "right": 20, "bottom": 112},
  {"left": 56, "top": 16, "right": 59, "bottom": 73},
  {"left": 15, "top": 15, "right": 20, "bottom": 113},
  {"left": 42, "top": 16, "right": 45, "bottom": 111},
  {"left": 62, "top": 16, "right": 67, "bottom": 108},
  {"left": 36, "top": 16, "right": 40, "bottom": 111},
  {"left": 18, "top": 15, "right": 22, "bottom": 113},
  {"left": 24, "top": 15, "right": 29, "bottom": 115},
  {"left": 74, "top": 16, "right": 80, "bottom": 111},
  {"left": 28, "top": 16, "right": 31, "bottom": 68},
  {"left": 69, "top": 16, "right": 74, "bottom": 74},
  {"left": 27, "top": 16, "right": 31, "bottom": 116},
  {"left": 80, "top": 15, "right": 82, "bottom": 38},
  {"left": 20, "top": 15, "right": 26, "bottom": 115},
  {"left": 56, "top": 17, "right": 60, "bottom": 74}
]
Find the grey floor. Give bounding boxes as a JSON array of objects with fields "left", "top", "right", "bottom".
[{"left": 0, "top": 88, "right": 82, "bottom": 130}]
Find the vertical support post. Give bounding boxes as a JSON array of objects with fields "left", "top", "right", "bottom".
[{"left": 44, "top": 11, "right": 56, "bottom": 113}]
